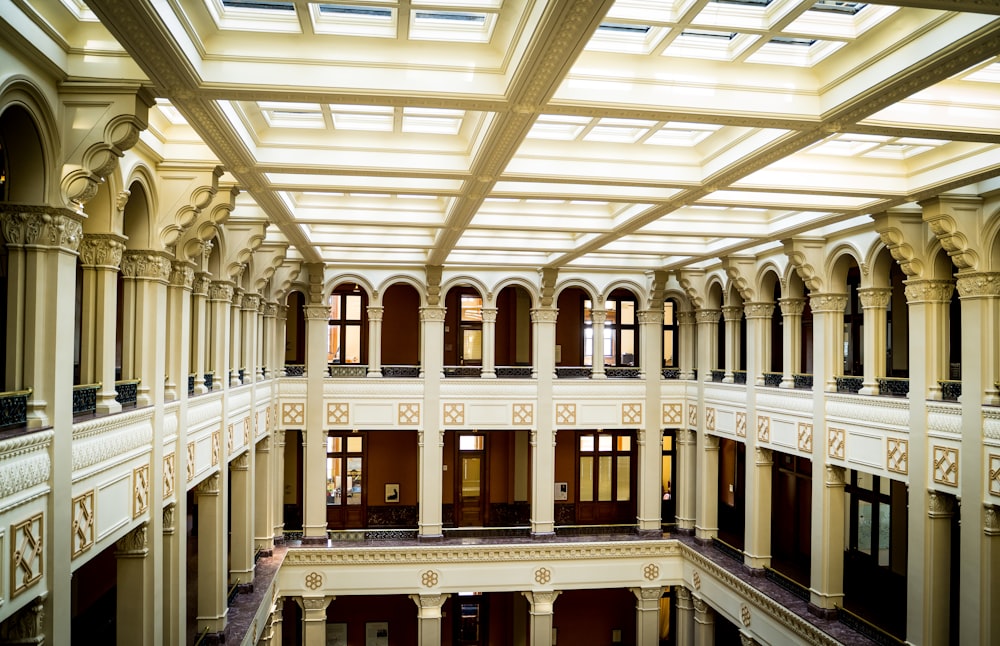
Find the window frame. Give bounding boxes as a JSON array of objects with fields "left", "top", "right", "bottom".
[{"left": 327, "top": 285, "right": 368, "bottom": 364}]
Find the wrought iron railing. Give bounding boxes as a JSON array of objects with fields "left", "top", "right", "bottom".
[
  {"left": 187, "top": 373, "right": 196, "bottom": 396},
  {"left": 662, "top": 368, "right": 680, "bottom": 380},
  {"left": 443, "top": 366, "right": 482, "bottom": 378},
  {"left": 204, "top": 372, "right": 215, "bottom": 390},
  {"left": 710, "top": 369, "right": 726, "bottom": 382},
  {"left": 836, "top": 605, "right": 906, "bottom": 646},
  {"left": 381, "top": 365, "right": 420, "bottom": 378},
  {"left": 793, "top": 373, "right": 813, "bottom": 390},
  {"left": 0, "top": 388, "right": 31, "bottom": 430},
  {"left": 835, "top": 375, "right": 863, "bottom": 394},
  {"left": 606, "top": 366, "right": 641, "bottom": 379},
  {"left": 238, "top": 368, "right": 245, "bottom": 383},
  {"left": 284, "top": 364, "right": 305, "bottom": 377},
  {"left": 764, "top": 566, "right": 810, "bottom": 602},
  {"left": 328, "top": 364, "right": 367, "bottom": 378},
  {"left": 114, "top": 379, "right": 140, "bottom": 407},
  {"left": 72, "top": 383, "right": 100, "bottom": 416},
  {"left": 556, "top": 366, "right": 592, "bottom": 379},
  {"left": 878, "top": 377, "right": 909, "bottom": 397},
  {"left": 733, "top": 370, "right": 747, "bottom": 385},
  {"left": 940, "top": 380, "right": 961, "bottom": 402},
  {"left": 496, "top": 366, "right": 533, "bottom": 378},
  {"left": 762, "top": 372, "right": 783, "bottom": 387}
]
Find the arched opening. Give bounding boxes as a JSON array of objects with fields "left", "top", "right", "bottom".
[
  {"left": 327, "top": 282, "right": 368, "bottom": 367},
  {"left": 555, "top": 286, "right": 590, "bottom": 377},
  {"left": 587, "top": 287, "right": 639, "bottom": 371},
  {"left": 494, "top": 284, "right": 533, "bottom": 377},
  {"left": 284, "top": 291, "right": 306, "bottom": 371},
  {"left": 381, "top": 282, "right": 420, "bottom": 375},
  {"left": 444, "top": 284, "right": 484, "bottom": 376}
]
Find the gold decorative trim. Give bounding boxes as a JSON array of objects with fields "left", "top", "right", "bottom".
[
  {"left": 887, "top": 438, "right": 908, "bottom": 475},
  {"left": 304, "top": 571, "right": 323, "bottom": 590},
  {"left": 133, "top": 464, "right": 150, "bottom": 519},
  {"left": 443, "top": 403, "right": 465, "bottom": 426},
  {"left": 163, "top": 453, "right": 175, "bottom": 500},
  {"left": 282, "top": 402, "right": 305, "bottom": 426},
  {"left": 622, "top": 403, "right": 642, "bottom": 425},
  {"left": 705, "top": 407, "right": 716, "bottom": 432},
  {"left": 398, "top": 403, "right": 420, "bottom": 425},
  {"left": 688, "top": 404, "right": 698, "bottom": 428},
  {"left": 534, "top": 567, "right": 552, "bottom": 585},
  {"left": 735, "top": 411, "right": 747, "bottom": 438},
  {"left": 327, "top": 402, "right": 350, "bottom": 425},
  {"left": 186, "top": 441, "right": 196, "bottom": 482},
  {"left": 933, "top": 446, "right": 958, "bottom": 486},
  {"left": 556, "top": 403, "right": 576, "bottom": 426},
  {"left": 662, "top": 403, "right": 682, "bottom": 426},
  {"left": 513, "top": 403, "right": 534, "bottom": 425},
  {"left": 797, "top": 422, "right": 813, "bottom": 453},
  {"left": 211, "top": 430, "right": 220, "bottom": 466},
  {"left": 827, "top": 427, "right": 845, "bottom": 460},
  {"left": 756, "top": 416, "right": 770, "bottom": 443},
  {"left": 11, "top": 512, "right": 43, "bottom": 597},
  {"left": 990, "top": 454, "right": 1000, "bottom": 496},
  {"left": 72, "top": 491, "right": 95, "bottom": 557}
]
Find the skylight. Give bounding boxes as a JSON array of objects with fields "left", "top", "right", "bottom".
[
  {"left": 810, "top": 1, "right": 867, "bottom": 15},
  {"left": 409, "top": 9, "right": 495, "bottom": 42},
  {"left": 331, "top": 105, "right": 394, "bottom": 132},
  {"left": 312, "top": 3, "right": 395, "bottom": 37},
  {"left": 221, "top": 0, "right": 293, "bottom": 10},
  {"left": 598, "top": 23, "right": 651, "bottom": 34},
  {"left": 210, "top": 0, "right": 300, "bottom": 31}
]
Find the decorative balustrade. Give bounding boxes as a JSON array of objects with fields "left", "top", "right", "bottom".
[
  {"left": 284, "top": 365, "right": 305, "bottom": 377},
  {"left": 710, "top": 369, "right": 726, "bottom": 383},
  {"left": 556, "top": 366, "right": 592, "bottom": 379},
  {"left": 381, "top": 365, "right": 420, "bottom": 378},
  {"left": 114, "top": 379, "right": 140, "bottom": 407},
  {"left": 606, "top": 367, "right": 641, "bottom": 379},
  {"left": 835, "top": 375, "right": 863, "bottom": 394},
  {"left": 443, "top": 366, "right": 482, "bottom": 378},
  {"left": 762, "top": 372, "right": 783, "bottom": 387},
  {"left": 188, "top": 374, "right": 196, "bottom": 396},
  {"left": 878, "top": 377, "right": 909, "bottom": 398},
  {"left": 496, "top": 366, "right": 533, "bottom": 379},
  {"left": 0, "top": 388, "right": 30, "bottom": 431},
  {"left": 328, "top": 364, "right": 367, "bottom": 378},
  {"left": 204, "top": 372, "right": 215, "bottom": 389},
  {"left": 940, "top": 380, "right": 961, "bottom": 402},
  {"left": 72, "top": 383, "right": 100, "bottom": 416},
  {"left": 733, "top": 370, "right": 747, "bottom": 385},
  {"left": 792, "top": 373, "right": 813, "bottom": 390},
  {"left": 662, "top": 368, "right": 681, "bottom": 380}
]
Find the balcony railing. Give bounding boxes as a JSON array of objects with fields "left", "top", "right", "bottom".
[
  {"left": 793, "top": 373, "right": 813, "bottom": 390},
  {"left": 328, "top": 364, "right": 367, "bottom": 378},
  {"left": 662, "top": 368, "right": 681, "bottom": 380},
  {"left": 556, "top": 366, "right": 592, "bottom": 379},
  {"left": 733, "top": 370, "right": 747, "bottom": 385},
  {"left": 878, "top": 377, "right": 909, "bottom": 398},
  {"left": 72, "top": 382, "right": 100, "bottom": 416},
  {"left": 0, "top": 388, "right": 30, "bottom": 431},
  {"left": 835, "top": 375, "right": 863, "bottom": 394},
  {"left": 284, "top": 365, "right": 305, "bottom": 377},
  {"left": 606, "top": 366, "right": 641, "bottom": 379},
  {"left": 204, "top": 372, "right": 215, "bottom": 390},
  {"left": 444, "top": 366, "right": 482, "bottom": 378},
  {"left": 238, "top": 367, "right": 245, "bottom": 383},
  {"left": 940, "top": 380, "right": 961, "bottom": 402},
  {"left": 762, "top": 372, "right": 782, "bottom": 387},
  {"left": 710, "top": 369, "right": 726, "bottom": 383},
  {"left": 114, "top": 379, "right": 140, "bottom": 407},
  {"left": 382, "top": 365, "right": 420, "bottom": 378},
  {"left": 187, "top": 373, "right": 196, "bottom": 396},
  {"left": 496, "top": 366, "right": 533, "bottom": 379}
]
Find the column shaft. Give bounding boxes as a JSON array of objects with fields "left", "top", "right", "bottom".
[
  {"left": 692, "top": 597, "right": 714, "bottom": 646},
  {"left": 304, "top": 301, "right": 330, "bottom": 540},
  {"left": 367, "top": 305, "right": 383, "bottom": 377},
  {"left": 531, "top": 308, "right": 557, "bottom": 535},
  {"left": 778, "top": 298, "right": 805, "bottom": 389},
  {"left": 190, "top": 274, "right": 210, "bottom": 393},
  {"left": 591, "top": 308, "right": 606, "bottom": 378},
  {"left": 419, "top": 306, "right": 445, "bottom": 537},
  {"left": 115, "top": 523, "right": 152, "bottom": 646},
  {"left": 523, "top": 591, "right": 559, "bottom": 646},
  {"left": 410, "top": 594, "right": 449, "bottom": 646},
  {"left": 165, "top": 262, "right": 194, "bottom": 403},
  {"left": 255, "top": 436, "right": 275, "bottom": 552},
  {"left": 632, "top": 587, "right": 662, "bottom": 646},
  {"left": 638, "top": 309, "right": 663, "bottom": 532},
  {"left": 858, "top": 288, "right": 891, "bottom": 395},
  {"left": 481, "top": 307, "right": 497, "bottom": 378},
  {"left": 300, "top": 596, "right": 332, "bottom": 646},
  {"left": 230, "top": 452, "right": 254, "bottom": 585},
  {"left": 196, "top": 473, "right": 227, "bottom": 634}
]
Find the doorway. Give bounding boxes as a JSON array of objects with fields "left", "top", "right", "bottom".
[
  {"left": 457, "top": 434, "right": 487, "bottom": 526},
  {"left": 326, "top": 432, "right": 366, "bottom": 529}
]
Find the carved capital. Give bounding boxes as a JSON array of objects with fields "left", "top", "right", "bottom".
[
  {"left": 208, "top": 281, "right": 235, "bottom": 302},
  {"left": 263, "top": 301, "right": 279, "bottom": 318},
  {"left": 163, "top": 504, "right": 176, "bottom": 533},
  {"left": 808, "top": 293, "right": 848, "bottom": 313},
  {"left": 410, "top": 593, "right": 450, "bottom": 610},
  {"left": 857, "top": 287, "right": 892, "bottom": 309},
  {"left": 242, "top": 293, "right": 261, "bottom": 311},
  {"left": 743, "top": 302, "right": 774, "bottom": 320},
  {"left": 169, "top": 261, "right": 195, "bottom": 288},
  {"left": 692, "top": 596, "right": 709, "bottom": 615},
  {"left": 676, "top": 310, "right": 696, "bottom": 325},
  {"left": 366, "top": 305, "right": 384, "bottom": 322},
  {"left": 303, "top": 304, "right": 329, "bottom": 321},
  {"left": 419, "top": 306, "right": 447, "bottom": 322},
  {"left": 695, "top": 308, "right": 720, "bottom": 324},
  {"left": 632, "top": 586, "right": 663, "bottom": 601},
  {"left": 0, "top": 594, "right": 45, "bottom": 641},
  {"left": 956, "top": 272, "right": 1000, "bottom": 299},
  {"left": 299, "top": 596, "right": 332, "bottom": 612},
  {"left": 927, "top": 490, "right": 955, "bottom": 517},
  {"left": 530, "top": 307, "right": 557, "bottom": 323},
  {"left": 637, "top": 309, "right": 663, "bottom": 325},
  {"left": 984, "top": 504, "right": 1000, "bottom": 535},
  {"left": 115, "top": 522, "right": 148, "bottom": 557},
  {"left": 721, "top": 305, "right": 743, "bottom": 321},
  {"left": 590, "top": 309, "right": 607, "bottom": 324},
  {"left": 195, "top": 473, "right": 221, "bottom": 497},
  {"left": 522, "top": 590, "right": 560, "bottom": 610},
  {"left": 192, "top": 272, "right": 211, "bottom": 296},
  {"left": 121, "top": 251, "right": 171, "bottom": 281},
  {"left": 79, "top": 234, "right": 126, "bottom": 269},
  {"left": 778, "top": 297, "right": 806, "bottom": 316},
  {"left": 231, "top": 451, "right": 250, "bottom": 471},
  {"left": 903, "top": 279, "right": 954, "bottom": 304},
  {"left": 825, "top": 464, "right": 846, "bottom": 486},
  {"left": 480, "top": 307, "right": 497, "bottom": 324},
  {"left": 1, "top": 207, "right": 84, "bottom": 251}
]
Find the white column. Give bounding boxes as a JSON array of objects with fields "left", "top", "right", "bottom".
[
  {"left": 255, "top": 436, "right": 275, "bottom": 552},
  {"left": 778, "top": 298, "right": 805, "bottom": 389},
  {"left": 163, "top": 505, "right": 183, "bottom": 646},
  {"left": 692, "top": 596, "right": 714, "bottom": 646},
  {"left": 677, "top": 310, "right": 696, "bottom": 380},
  {"left": 696, "top": 309, "right": 720, "bottom": 380},
  {"left": 242, "top": 292, "right": 261, "bottom": 385},
  {"left": 743, "top": 448, "right": 772, "bottom": 571},
  {"left": 271, "top": 597, "right": 284, "bottom": 646},
  {"left": 273, "top": 429, "right": 287, "bottom": 541},
  {"left": 208, "top": 281, "right": 234, "bottom": 391},
  {"left": 304, "top": 302, "right": 330, "bottom": 541},
  {"left": 858, "top": 288, "right": 891, "bottom": 395},
  {"left": 694, "top": 434, "right": 719, "bottom": 542},
  {"left": 523, "top": 591, "right": 559, "bottom": 646},
  {"left": 165, "top": 261, "right": 194, "bottom": 403},
  {"left": 275, "top": 304, "right": 289, "bottom": 376},
  {"left": 121, "top": 251, "right": 171, "bottom": 408},
  {"left": 410, "top": 594, "right": 450, "bottom": 646},
  {"left": 195, "top": 473, "right": 227, "bottom": 636},
  {"left": 78, "top": 233, "right": 126, "bottom": 413},
  {"left": 638, "top": 308, "right": 663, "bottom": 533},
  {"left": 675, "top": 588, "right": 694, "bottom": 646},
  {"left": 675, "top": 429, "right": 697, "bottom": 533},
  {"left": 808, "top": 294, "right": 847, "bottom": 393},
  {"left": 300, "top": 596, "right": 333, "bottom": 646},
  {"left": 481, "top": 306, "right": 497, "bottom": 378},
  {"left": 809, "top": 465, "right": 845, "bottom": 615},
  {"left": 115, "top": 523, "right": 152, "bottom": 646},
  {"left": 631, "top": 587, "right": 663, "bottom": 646},
  {"left": 367, "top": 305, "right": 384, "bottom": 377},
  {"left": 531, "top": 307, "right": 557, "bottom": 535},
  {"left": 230, "top": 286, "right": 244, "bottom": 386},
  {"left": 229, "top": 452, "right": 254, "bottom": 587},
  {"left": 190, "top": 273, "right": 210, "bottom": 393},
  {"left": 721, "top": 305, "right": 742, "bottom": 383},
  {"left": 419, "top": 306, "right": 446, "bottom": 538},
  {"left": 745, "top": 302, "right": 773, "bottom": 386},
  {"left": 591, "top": 307, "right": 606, "bottom": 378},
  {"left": 262, "top": 301, "right": 278, "bottom": 378},
  {"left": 921, "top": 491, "right": 955, "bottom": 644}
]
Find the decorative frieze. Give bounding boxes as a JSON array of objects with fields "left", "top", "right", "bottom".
[
  {"left": 1, "top": 208, "right": 83, "bottom": 251},
  {"left": 11, "top": 512, "right": 44, "bottom": 597},
  {"left": 121, "top": 251, "right": 171, "bottom": 281},
  {"left": 778, "top": 298, "right": 806, "bottom": 316},
  {"left": 398, "top": 403, "right": 420, "bottom": 425},
  {"left": 72, "top": 490, "right": 95, "bottom": 557},
  {"left": 0, "top": 430, "right": 53, "bottom": 501},
  {"left": 887, "top": 439, "right": 908, "bottom": 475},
  {"left": 79, "top": 234, "right": 126, "bottom": 268},
  {"left": 695, "top": 309, "right": 720, "bottom": 324},
  {"left": 743, "top": 302, "right": 774, "bottom": 319},
  {"left": 857, "top": 287, "right": 891, "bottom": 309}
]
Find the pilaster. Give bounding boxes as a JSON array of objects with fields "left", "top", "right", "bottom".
[
  {"left": 162, "top": 504, "right": 183, "bottom": 646},
  {"left": 809, "top": 465, "right": 845, "bottom": 615},
  {"left": 115, "top": 522, "right": 152, "bottom": 646},
  {"left": 675, "top": 587, "right": 694, "bottom": 646},
  {"left": 262, "top": 301, "right": 279, "bottom": 378},
  {"left": 410, "top": 593, "right": 450, "bottom": 646},
  {"left": 367, "top": 305, "right": 384, "bottom": 377},
  {"left": 531, "top": 307, "right": 557, "bottom": 535},
  {"left": 523, "top": 590, "right": 560, "bottom": 646},
  {"left": 165, "top": 261, "right": 194, "bottom": 402},
  {"left": 190, "top": 272, "right": 211, "bottom": 393},
  {"left": 419, "top": 305, "right": 446, "bottom": 538},
  {"left": 638, "top": 308, "right": 663, "bottom": 532},
  {"left": 229, "top": 285, "right": 244, "bottom": 387},
  {"left": 303, "top": 301, "right": 330, "bottom": 540},
  {"left": 195, "top": 473, "right": 227, "bottom": 636},
  {"left": 675, "top": 429, "right": 697, "bottom": 532},
  {"left": 208, "top": 280, "right": 235, "bottom": 391},
  {"left": 857, "top": 288, "right": 891, "bottom": 395},
  {"left": 721, "top": 304, "right": 742, "bottom": 383},
  {"left": 744, "top": 447, "right": 773, "bottom": 571},
  {"left": 591, "top": 306, "right": 607, "bottom": 379},
  {"left": 255, "top": 436, "right": 275, "bottom": 552},
  {"left": 694, "top": 434, "right": 719, "bottom": 542},
  {"left": 744, "top": 302, "right": 774, "bottom": 386},
  {"left": 229, "top": 451, "right": 254, "bottom": 587},
  {"left": 481, "top": 306, "right": 497, "bottom": 378},
  {"left": 242, "top": 292, "right": 261, "bottom": 385},
  {"left": 692, "top": 596, "right": 715, "bottom": 646},
  {"left": 677, "top": 310, "right": 696, "bottom": 380},
  {"left": 631, "top": 586, "right": 663, "bottom": 646},
  {"left": 921, "top": 491, "right": 955, "bottom": 644}
]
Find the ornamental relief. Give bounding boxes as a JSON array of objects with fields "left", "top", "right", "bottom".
[
  {"left": 555, "top": 403, "right": 576, "bottom": 426},
  {"left": 990, "top": 454, "right": 1000, "bottom": 497},
  {"left": 756, "top": 416, "right": 770, "bottom": 443},
  {"left": 443, "top": 403, "right": 465, "bottom": 426},
  {"left": 120, "top": 252, "right": 171, "bottom": 281},
  {"left": 622, "top": 403, "right": 642, "bottom": 425},
  {"left": 133, "top": 464, "right": 150, "bottom": 519},
  {"left": 11, "top": 512, "right": 44, "bottom": 597},
  {"left": 887, "top": 439, "right": 908, "bottom": 475},
  {"left": 662, "top": 403, "right": 682, "bottom": 426},
  {"left": 72, "top": 491, "right": 95, "bottom": 558},
  {"left": 956, "top": 272, "right": 1000, "bottom": 298},
  {"left": 797, "top": 422, "right": 813, "bottom": 453},
  {"left": 79, "top": 234, "right": 125, "bottom": 268},
  {"left": 163, "top": 453, "right": 175, "bottom": 500},
  {"left": 327, "top": 403, "right": 349, "bottom": 426},
  {"left": 828, "top": 428, "right": 845, "bottom": 460},
  {"left": 398, "top": 403, "right": 420, "bottom": 425},
  {"left": 933, "top": 446, "right": 959, "bottom": 486},
  {"left": 513, "top": 403, "right": 534, "bottom": 425},
  {"left": 735, "top": 412, "right": 747, "bottom": 438},
  {"left": 1, "top": 209, "right": 83, "bottom": 251}
]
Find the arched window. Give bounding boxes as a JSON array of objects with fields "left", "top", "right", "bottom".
[
  {"left": 328, "top": 284, "right": 367, "bottom": 364},
  {"left": 662, "top": 298, "right": 678, "bottom": 368},
  {"left": 583, "top": 289, "right": 638, "bottom": 367}
]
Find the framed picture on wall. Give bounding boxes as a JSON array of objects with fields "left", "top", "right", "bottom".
[
  {"left": 385, "top": 483, "right": 400, "bottom": 503},
  {"left": 326, "top": 623, "right": 347, "bottom": 646},
  {"left": 366, "top": 622, "right": 389, "bottom": 646}
]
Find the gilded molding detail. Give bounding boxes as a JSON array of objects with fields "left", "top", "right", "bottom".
[
  {"left": 443, "top": 403, "right": 465, "bottom": 426},
  {"left": 327, "top": 403, "right": 350, "bottom": 425},
  {"left": 398, "top": 403, "right": 420, "bottom": 425},
  {"left": 887, "top": 438, "right": 908, "bottom": 475},
  {"left": 1, "top": 208, "right": 84, "bottom": 251},
  {"left": 735, "top": 411, "right": 747, "bottom": 438},
  {"left": 797, "top": 422, "right": 813, "bottom": 453},
  {"left": 956, "top": 272, "right": 1000, "bottom": 298},
  {"left": 933, "top": 446, "right": 959, "bottom": 486},
  {"left": 827, "top": 427, "right": 845, "bottom": 460},
  {"left": 421, "top": 570, "right": 439, "bottom": 588},
  {"left": 756, "top": 416, "right": 770, "bottom": 443},
  {"left": 121, "top": 251, "right": 171, "bottom": 281},
  {"left": 79, "top": 234, "right": 126, "bottom": 268},
  {"left": 304, "top": 571, "right": 324, "bottom": 590},
  {"left": 622, "top": 403, "right": 642, "bottom": 425},
  {"left": 904, "top": 279, "right": 954, "bottom": 304},
  {"left": 663, "top": 403, "right": 682, "bottom": 426},
  {"left": 133, "top": 464, "right": 150, "bottom": 518},
  {"left": 555, "top": 403, "right": 576, "bottom": 425},
  {"left": 989, "top": 454, "right": 1000, "bottom": 497},
  {"left": 705, "top": 407, "right": 716, "bottom": 432},
  {"left": 282, "top": 402, "right": 305, "bottom": 426},
  {"left": 512, "top": 403, "right": 534, "bottom": 425},
  {"left": 808, "top": 293, "right": 848, "bottom": 313}
]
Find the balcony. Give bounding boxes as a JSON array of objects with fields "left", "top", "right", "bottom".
[{"left": 0, "top": 388, "right": 30, "bottom": 432}]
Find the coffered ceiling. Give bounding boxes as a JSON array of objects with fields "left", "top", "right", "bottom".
[{"left": 14, "top": 0, "right": 1000, "bottom": 271}]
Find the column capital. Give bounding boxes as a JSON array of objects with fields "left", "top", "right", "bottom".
[
  {"left": 984, "top": 504, "right": 1000, "bottom": 536},
  {"left": 692, "top": 596, "right": 710, "bottom": 615},
  {"left": 523, "top": 590, "right": 560, "bottom": 612},
  {"left": 231, "top": 451, "right": 250, "bottom": 471},
  {"left": 590, "top": 309, "right": 607, "bottom": 325},
  {"left": 242, "top": 293, "right": 262, "bottom": 312},
  {"left": 675, "top": 587, "right": 692, "bottom": 603},
  {"left": 366, "top": 305, "right": 384, "bottom": 322},
  {"left": 721, "top": 305, "right": 743, "bottom": 321},
  {"left": 0, "top": 206, "right": 84, "bottom": 251},
  {"left": 927, "top": 490, "right": 955, "bottom": 518},
  {"left": 904, "top": 279, "right": 954, "bottom": 304},
  {"left": 743, "top": 301, "right": 774, "bottom": 320},
  {"left": 630, "top": 586, "right": 664, "bottom": 602},
  {"left": 263, "top": 301, "right": 279, "bottom": 318},
  {"left": 121, "top": 250, "right": 172, "bottom": 282},
  {"left": 208, "top": 280, "right": 235, "bottom": 302},
  {"left": 163, "top": 503, "right": 176, "bottom": 534},
  {"left": 419, "top": 306, "right": 447, "bottom": 322},
  {"left": 530, "top": 307, "right": 557, "bottom": 323},
  {"left": 778, "top": 297, "right": 806, "bottom": 316},
  {"left": 857, "top": 287, "right": 892, "bottom": 309},
  {"left": 0, "top": 593, "right": 44, "bottom": 642},
  {"left": 195, "top": 473, "right": 221, "bottom": 497},
  {"left": 637, "top": 309, "right": 663, "bottom": 325},
  {"left": 824, "top": 464, "right": 847, "bottom": 487},
  {"left": 192, "top": 272, "right": 211, "bottom": 296},
  {"left": 676, "top": 310, "right": 697, "bottom": 325},
  {"left": 169, "top": 261, "right": 196, "bottom": 289},
  {"left": 298, "top": 596, "right": 334, "bottom": 612},
  {"left": 480, "top": 307, "right": 497, "bottom": 323},
  {"left": 409, "top": 593, "right": 450, "bottom": 611},
  {"left": 79, "top": 233, "right": 127, "bottom": 269},
  {"left": 115, "top": 522, "right": 148, "bottom": 558},
  {"left": 956, "top": 271, "right": 1000, "bottom": 299},
  {"left": 303, "top": 304, "right": 328, "bottom": 320},
  {"left": 755, "top": 447, "right": 773, "bottom": 464},
  {"left": 695, "top": 308, "right": 720, "bottom": 324},
  {"left": 808, "top": 292, "right": 848, "bottom": 313}
]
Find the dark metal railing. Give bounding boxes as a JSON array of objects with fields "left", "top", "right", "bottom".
[
  {"left": 836, "top": 605, "right": 906, "bottom": 646},
  {"left": 835, "top": 375, "right": 863, "bottom": 394},
  {"left": 284, "top": 365, "right": 305, "bottom": 377},
  {"left": 0, "top": 388, "right": 31, "bottom": 430},
  {"left": 114, "top": 379, "right": 140, "bottom": 407},
  {"left": 662, "top": 368, "right": 681, "bottom": 380},
  {"left": 764, "top": 566, "right": 810, "bottom": 602},
  {"left": 444, "top": 366, "right": 482, "bottom": 378},
  {"left": 203, "top": 372, "right": 215, "bottom": 390},
  {"left": 381, "top": 365, "right": 420, "bottom": 378},
  {"left": 793, "top": 373, "right": 813, "bottom": 390},
  {"left": 496, "top": 366, "right": 533, "bottom": 378},
  {"left": 227, "top": 579, "right": 241, "bottom": 606},
  {"left": 606, "top": 366, "right": 641, "bottom": 379},
  {"left": 187, "top": 373, "right": 196, "bottom": 396},
  {"left": 72, "top": 382, "right": 100, "bottom": 416},
  {"left": 556, "top": 366, "right": 592, "bottom": 379},
  {"left": 940, "top": 380, "right": 961, "bottom": 402},
  {"left": 878, "top": 377, "right": 909, "bottom": 398},
  {"left": 710, "top": 369, "right": 726, "bottom": 382},
  {"left": 328, "top": 364, "right": 367, "bottom": 378},
  {"left": 762, "top": 372, "right": 783, "bottom": 387},
  {"left": 733, "top": 370, "right": 747, "bottom": 385},
  {"left": 238, "top": 367, "right": 245, "bottom": 383}
]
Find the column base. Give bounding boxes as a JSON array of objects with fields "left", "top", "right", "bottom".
[
  {"left": 300, "top": 536, "right": 328, "bottom": 546},
  {"left": 741, "top": 564, "right": 766, "bottom": 577},
  {"left": 531, "top": 531, "right": 557, "bottom": 541},
  {"left": 807, "top": 603, "right": 839, "bottom": 620},
  {"left": 418, "top": 534, "right": 444, "bottom": 543},
  {"left": 635, "top": 528, "right": 663, "bottom": 538},
  {"left": 675, "top": 526, "right": 695, "bottom": 537},
  {"left": 367, "top": 370, "right": 383, "bottom": 378}
]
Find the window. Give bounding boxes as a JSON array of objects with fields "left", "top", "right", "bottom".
[
  {"left": 460, "top": 293, "right": 483, "bottom": 365},
  {"left": 578, "top": 431, "right": 633, "bottom": 504},
  {"left": 663, "top": 299, "right": 678, "bottom": 367},
  {"left": 326, "top": 433, "right": 364, "bottom": 506},
  {"left": 328, "top": 285, "right": 366, "bottom": 364},
  {"left": 583, "top": 291, "right": 638, "bottom": 367}
]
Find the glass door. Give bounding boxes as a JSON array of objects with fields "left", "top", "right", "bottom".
[
  {"left": 326, "top": 433, "right": 365, "bottom": 529},
  {"left": 457, "top": 434, "right": 486, "bottom": 526}
]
